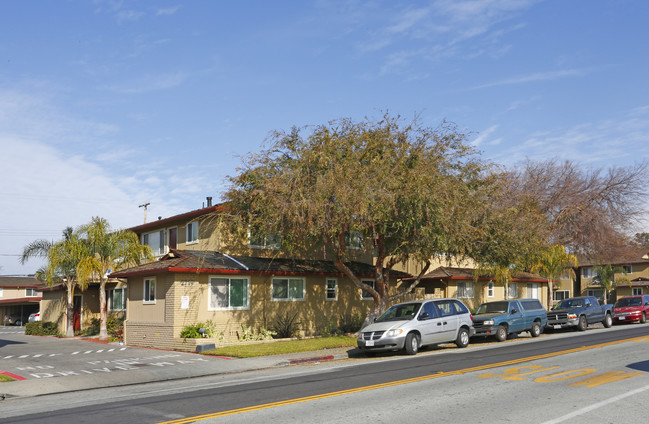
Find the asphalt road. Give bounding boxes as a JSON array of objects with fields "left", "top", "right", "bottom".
[{"left": 2, "top": 324, "right": 648, "bottom": 424}]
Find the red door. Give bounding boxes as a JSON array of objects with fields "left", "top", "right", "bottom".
[
  {"left": 73, "top": 296, "right": 82, "bottom": 332},
  {"left": 169, "top": 228, "right": 177, "bottom": 250}
]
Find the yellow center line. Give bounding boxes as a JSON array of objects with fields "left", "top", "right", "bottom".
[{"left": 157, "top": 334, "right": 648, "bottom": 424}]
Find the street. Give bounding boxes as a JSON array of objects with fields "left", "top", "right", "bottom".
[{"left": 1, "top": 324, "right": 648, "bottom": 423}]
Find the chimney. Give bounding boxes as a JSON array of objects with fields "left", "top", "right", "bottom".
[{"left": 207, "top": 196, "right": 213, "bottom": 207}]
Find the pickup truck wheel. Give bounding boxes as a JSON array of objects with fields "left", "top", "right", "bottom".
[
  {"left": 495, "top": 325, "right": 507, "bottom": 342},
  {"left": 455, "top": 327, "right": 470, "bottom": 348},
  {"left": 530, "top": 321, "right": 541, "bottom": 337},
  {"left": 603, "top": 313, "right": 613, "bottom": 328},
  {"left": 404, "top": 333, "right": 419, "bottom": 355},
  {"left": 641, "top": 312, "right": 646, "bottom": 324},
  {"left": 577, "top": 315, "right": 588, "bottom": 331}
]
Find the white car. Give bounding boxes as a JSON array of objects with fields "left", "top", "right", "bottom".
[
  {"left": 28, "top": 312, "right": 41, "bottom": 323},
  {"left": 357, "top": 298, "right": 475, "bottom": 355}
]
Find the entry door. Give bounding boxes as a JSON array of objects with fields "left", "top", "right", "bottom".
[
  {"left": 73, "top": 295, "right": 82, "bottom": 332},
  {"left": 168, "top": 228, "right": 177, "bottom": 250}
]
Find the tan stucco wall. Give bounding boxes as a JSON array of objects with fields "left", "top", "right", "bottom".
[
  {"left": 40, "top": 290, "right": 66, "bottom": 332},
  {"left": 124, "top": 272, "right": 398, "bottom": 350}
]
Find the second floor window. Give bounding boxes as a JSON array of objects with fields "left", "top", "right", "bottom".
[
  {"left": 186, "top": 221, "right": 199, "bottom": 244},
  {"left": 248, "top": 227, "right": 281, "bottom": 249},
  {"left": 582, "top": 267, "right": 595, "bottom": 279},
  {"left": 622, "top": 265, "right": 632, "bottom": 274},
  {"left": 25, "top": 287, "right": 37, "bottom": 297},
  {"left": 143, "top": 230, "right": 165, "bottom": 256},
  {"left": 344, "top": 231, "right": 363, "bottom": 250}
]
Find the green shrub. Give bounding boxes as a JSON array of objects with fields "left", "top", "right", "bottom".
[
  {"left": 337, "top": 313, "right": 364, "bottom": 334},
  {"left": 25, "top": 321, "right": 62, "bottom": 337},
  {"left": 271, "top": 311, "right": 300, "bottom": 339},
  {"left": 180, "top": 320, "right": 223, "bottom": 340},
  {"left": 107, "top": 317, "right": 124, "bottom": 339},
  {"left": 237, "top": 324, "right": 275, "bottom": 341}
]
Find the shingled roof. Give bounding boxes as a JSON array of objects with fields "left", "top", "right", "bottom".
[
  {"left": 110, "top": 249, "right": 411, "bottom": 279},
  {"left": 408, "top": 266, "right": 547, "bottom": 283}
]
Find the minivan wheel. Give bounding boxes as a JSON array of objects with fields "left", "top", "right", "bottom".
[
  {"left": 495, "top": 325, "right": 507, "bottom": 342},
  {"left": 603, "top": 313, "right": 613, "bottom": 328},
  {"left": 577, "top": 315, "right": 588, "bottom": 331},
  {"left": 530, "top": 321, "right": 541, "bottom": 337},
  {"left": 404, "top": 333, "right": 419, "bottom": 355},
  {"left": 455, "top": 328, "right": 470, "bottom": 348}
]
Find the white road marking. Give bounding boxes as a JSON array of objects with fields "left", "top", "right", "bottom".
[{"left": 541, "top": 382, "right": 649, "bottom": 423}]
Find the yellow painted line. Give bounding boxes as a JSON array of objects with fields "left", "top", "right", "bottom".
[{"left": 156, "top": 334, "right": 648, "bottom": 424}]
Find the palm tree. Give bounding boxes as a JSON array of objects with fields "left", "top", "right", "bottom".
[
  {"left": 21, "top": 227, "right": 90, "bottom": 337},
  {"left": 532, "top": 245, "right": 578, "bottom": 310},
  {"left": 76, "top": 217, "right": 153, "bottom": 340},
  {"left": 593, "top": 264, "right": 628, "bottom": 304}
]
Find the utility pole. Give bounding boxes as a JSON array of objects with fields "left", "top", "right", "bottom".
[{"left": 139, "top": 202, "right": 150, "bottom": 224}]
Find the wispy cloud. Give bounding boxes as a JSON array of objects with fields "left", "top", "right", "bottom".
[
  {"left": 156, "top": 6, "right": 181, "bottom": 16},
  {"left": 487, "top": 106, "right": 649, "bottom": 166},
  {"left": 469, "top": 69, "right": 586, "bottom": 90}
]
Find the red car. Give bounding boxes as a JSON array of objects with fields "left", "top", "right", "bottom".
[{"left": 613, "top": 295, "right": 649, "bottom": 324}]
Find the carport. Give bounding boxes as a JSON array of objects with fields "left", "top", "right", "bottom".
[{"left": 0, "top": 276, "right": 42, "bottom": 326}]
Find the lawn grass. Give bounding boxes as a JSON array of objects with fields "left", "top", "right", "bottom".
[
  {"left": 203, "top": 335, "right": 357, "bottom": 358},
  {"left": 0, "top": 374, "right": 15, "bottom": 383}
]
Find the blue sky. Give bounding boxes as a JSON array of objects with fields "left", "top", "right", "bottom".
[{"left": 2, "top": 0, "right": 648, "bottom": 275}]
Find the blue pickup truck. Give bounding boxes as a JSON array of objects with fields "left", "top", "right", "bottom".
[
  {"left": 472, "top": 299, "right": 548, "bottom": 342},
  {"left": 546, "top": 296, "right": 614, "bottom": 331}
]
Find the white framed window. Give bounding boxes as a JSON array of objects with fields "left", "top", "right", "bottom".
[
  {"left": 326, "top": 278, "right": 338, "bottom": 301},
  {"left": 143, "top": 230, "right": 166, "bottom": 256},
  {"left": 108, "top": 288, "right": 127, "bottom": 311},
  {"left": 361, "top": 280, "right": 376, "bottom": 299},
  {"left": 581, "top": 267, "right": 595, "bottom": 279},
  {"left": 25, "top": 287, "right": 37, "bottom": 297},
  {"left": 186, "top": 221, "right": 199, "bottom": 245},
  {"left": 143, "top": 278, "right": 156, "bottom": 304},
  {"left": 272, "top": 278, "right": 304, "bottom": 301},
  {"left": 527, "top": 283, "right": 540, "bottom": 299},
  {"left": 487, "top": 282, "right": 494, "bottom": 298},
  {"left": 344, "top": 231, "right": 363, "bottom": 250},
  {"left": 622, "top": 265, "right": 632, "bottom": 274},
  {"left": 553, "top": 290, "right": 570, "bottom": 301},
  {"left": 209, "top": 277, "right": 249, "bottom": 309},
  {"left": 457, "top": 281, "right": 474, "bottom": 299},
  {"left": 248, "top": 227, "right": 282, "bottom": 249},
  {"left": 0, "top": 287, "right": 3, "bottom": 297},
  {"left": 508, "top": 283, "right": 518, "bottom": 299},
  {"left": 632, "top": 287, "right": 643, "bottom": 296}
]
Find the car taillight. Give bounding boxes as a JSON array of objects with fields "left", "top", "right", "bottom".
[{"left": 470, "top": 314, "right": 473, "bottom": 322}]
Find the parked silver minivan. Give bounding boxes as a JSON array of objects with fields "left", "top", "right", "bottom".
[{"left": 357, "top": 298, "right": 475, "bottom": 355}]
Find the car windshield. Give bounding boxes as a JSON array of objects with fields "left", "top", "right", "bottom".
[
  {"left": 376, "top": 303, "right": 421, "bottom": 322},
  {"left": 615, "top": 297, "right": 642, "bottom": 307},
  {"left": 553, "top": 299, "right": 583, "bottom": 309},
  {"left": 476, "top": 301, "right": 508, "bottom": 314}
]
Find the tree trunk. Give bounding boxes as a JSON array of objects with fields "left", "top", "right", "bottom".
[
  {"left": 66, "top": 283, "right": 75, "bottom": 337},
  {"left": 547, "top": 279, "right": 554, "bottom": 311},
  {"left": 99, "top": 279, "right": 108, "bottom": 340}
]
